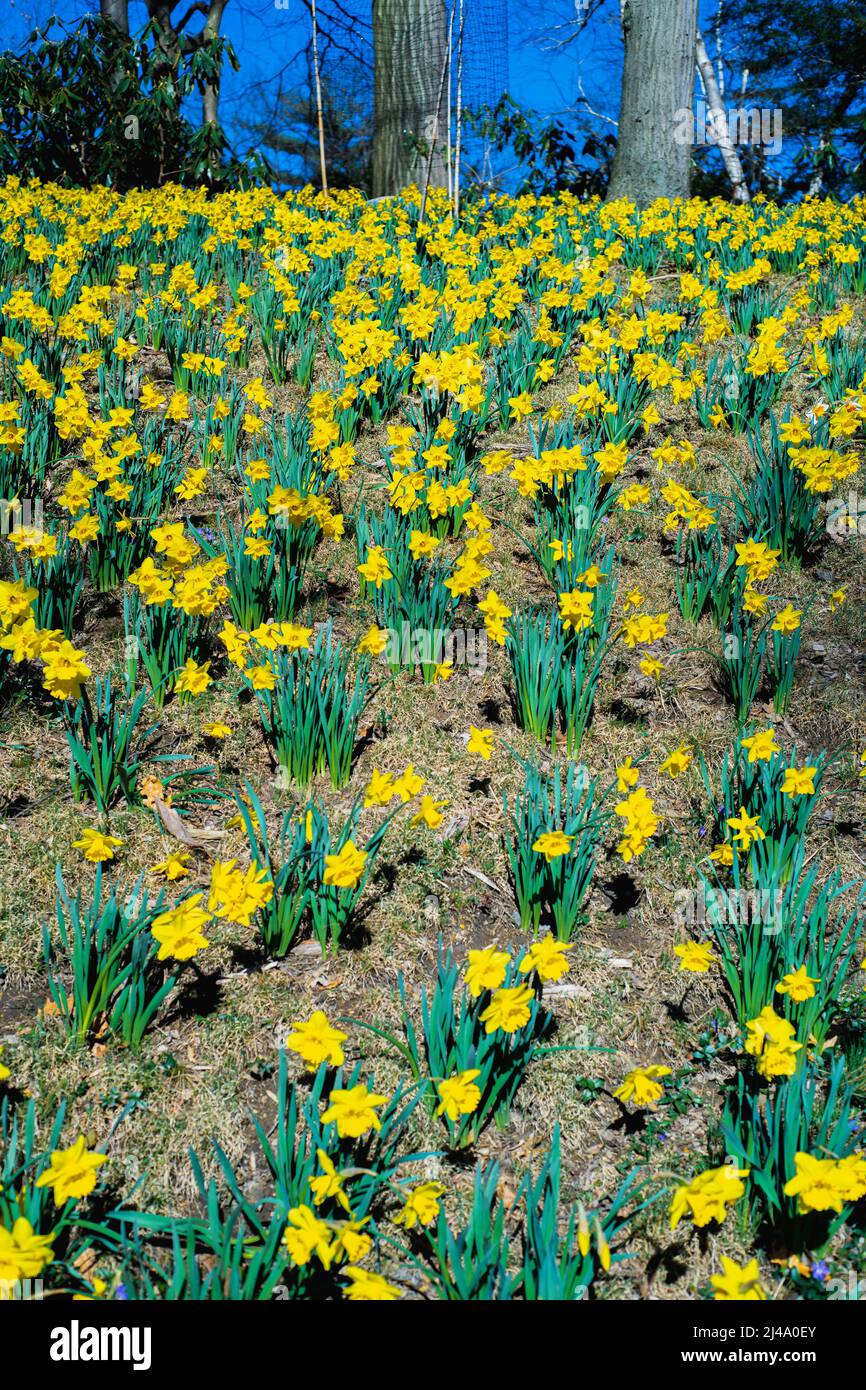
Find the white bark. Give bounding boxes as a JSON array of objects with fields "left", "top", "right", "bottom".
[
  {"left": 696, "top": 27, "right": 749, "bottom": 203},
  {"left": 807, "top": 139, "right": 826, "bottom": 198}
]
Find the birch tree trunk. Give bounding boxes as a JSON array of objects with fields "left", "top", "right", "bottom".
[
  {"left": 607, "top": 0, "right": 699, "bottom": 206},
  {"left": 807, "top": 143, "right": 825, "bottom": 198},
  {"left": 372, "top": 0, "right": 449, "bottom": 197},
  {"left": 695, "top": 28, "right": 749, "bottom": 202}
]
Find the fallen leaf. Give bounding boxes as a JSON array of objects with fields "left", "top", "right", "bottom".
[
  {"left": 462, "top": 864, "right": 505, "bottom": 892},
  {"left": 290, "top": 941, "right": 324, "bottom": 960},
  {"left": 155, "top": 798, "right": 225, "bottom": 848},
  {"left": 73, "top": 1248, "right": 98, "bottom": 1276}
]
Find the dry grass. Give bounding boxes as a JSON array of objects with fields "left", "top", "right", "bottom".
[{"left": 2, "top": 247, "right": 866, "bottom": 1301}]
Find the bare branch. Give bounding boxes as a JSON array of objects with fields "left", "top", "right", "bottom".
[
  {"left": 538, "top": 0, "right": 610, "bottom": 52},
  {"left": 576, "top": 75, "right": 618, "bottom": 129}
]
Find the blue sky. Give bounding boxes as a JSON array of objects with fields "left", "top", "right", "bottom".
[
  {"left": 3, "top": 0, "right": 627, "bottom": 125},
  {"left": 2, "top": 0, "right": 741, "bottom": 178}
]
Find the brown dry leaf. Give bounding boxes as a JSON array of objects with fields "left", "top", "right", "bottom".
[
  {"left": 290, "top": 941, "right": 324, "bottom": 960},
  {"left": 543, "top": 981, "right": 591, "bottom": 999},
  {"left": 462, "top": 864, "right": 503, "bottom": 892},
  {"left": 41, "top": 994, "right": 72, "bottom": 1019},
  {"left": 155, "top": 798, "right": 225, "bottom": 848},
  {"left": 73, "top": 1248, "right": 98, "bottom": 1276},
  {"left": 440, "top": 813, "right": 469, "bottom": 841},
  {"left": 511, "top": 1134, "right": 545, "bottom": 1166},
  {"left": 139, "top": 775, "right": 171, "bottom": 809},
  {"left": 496, "top": 1177, "right": 517, "bottom": 1212}
]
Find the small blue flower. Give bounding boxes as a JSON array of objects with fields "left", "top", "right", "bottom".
[{"left": 811, "top": 1261, "right": 829, "bottom": 1283}]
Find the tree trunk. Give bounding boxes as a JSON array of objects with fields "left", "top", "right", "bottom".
[
  {"left": 100, "top": 0, "right": 130, "bottom": 101},
  {"left": 607, "top": 0, "right": 699, "bottom": 206},
  {"left": 372, "top": 0, "right": 449, "bottom": 197},
  {"left": 146, "top": 0, "right": 184, "bottom": 80},
  {"left": 145, "top": 0, "right": 228, "bottom": 127},
  {"left": 202, "top": 0, "right": 228, "bottom": 126},
  {"left": 100, "top": 0, "right": 129, "bottom": 36}
]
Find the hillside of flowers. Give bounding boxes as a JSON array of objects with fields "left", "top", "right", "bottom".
[{"left": 1, "top": 177, "right": 866, "bottom": 1301}]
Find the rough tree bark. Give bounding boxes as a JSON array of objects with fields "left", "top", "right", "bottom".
[
  {"left": 372, "top": 0, "right": 449, "bottom": 197},
  {"left": 201, "top": 0, "right": 228, "bottom": 125},
  {"left": 100, "top": 0, "right": 130, "bottom": 36},
  {"left": 100, "top": 0, "right": 130, "bottom": 100},
  {"left": 607, "top": 0, "right": 699, "bottom": 206},
  {"left": 695, "top": 27, "right": 749, "bottom": 202}
]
